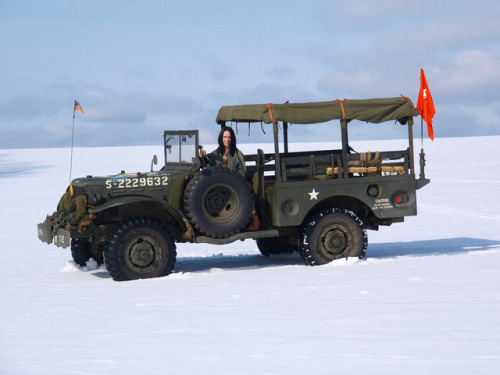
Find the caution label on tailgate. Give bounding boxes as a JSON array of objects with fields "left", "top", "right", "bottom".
[{"left": 372, "top": 198, "right": 393, "bottom": 210}]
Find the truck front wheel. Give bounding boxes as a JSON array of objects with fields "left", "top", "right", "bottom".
[
  {"left": 71, "top": 238, "right": 103, "bottom": 266},
  {"left": 299, "top": 208, "right": 368, "bottom": 266},
  {"left": 103, "top": 218, "right": 177, "bottom": 281},
  {"left": 71, "top": 238, "right": 91, "bottom": 266}
]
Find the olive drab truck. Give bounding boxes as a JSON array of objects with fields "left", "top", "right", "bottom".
[{"left": 38, "top": 96, "right": 430, "bottom": 281}]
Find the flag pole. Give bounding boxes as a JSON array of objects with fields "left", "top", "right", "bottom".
[
  {"left": 419, "top": 106, "right": 426, "bottom": 180},
  {"left": 420, "top": 115, "right": 424, "bottom": 150},
  {"left": 66, "top": 104, "right": 77, "bottom": 230},
  {"left": 69, "top": 107, "right": 76, "bottom": 189},
  {"left": 68, "top": 100, "right": 83, "bottom": 191}
]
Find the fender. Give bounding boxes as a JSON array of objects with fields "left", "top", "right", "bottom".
[{"left": 89, "top": 196, "right": 194, "bottom": 240}]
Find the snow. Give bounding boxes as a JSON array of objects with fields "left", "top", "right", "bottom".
[{"left": 1, "top": 136, "right": 500, "bottom": 375}]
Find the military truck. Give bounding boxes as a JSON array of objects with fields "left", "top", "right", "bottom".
[{"left": 38, "top": 96, "right": 430, "bottom": 281}]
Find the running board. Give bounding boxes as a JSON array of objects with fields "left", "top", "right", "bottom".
[{"left": 195, "top": 230, "right": 280, "bottom": 245}]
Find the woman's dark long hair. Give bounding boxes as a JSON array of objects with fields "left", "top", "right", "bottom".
[{"left": 217, "top": 126, "right": 237, "bottom": 156}]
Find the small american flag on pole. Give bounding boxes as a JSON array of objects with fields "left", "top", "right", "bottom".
[{"left": 74, "top": 100, "right": 84, "bottom": 114}]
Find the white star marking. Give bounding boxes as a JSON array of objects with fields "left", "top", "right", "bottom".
[{"left": 308, "top": 188, "right": 319, "bottom": 200}]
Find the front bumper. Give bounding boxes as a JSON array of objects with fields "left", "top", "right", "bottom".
[{"left": 37, "top": 216, "right": 71, "bottom": 248}]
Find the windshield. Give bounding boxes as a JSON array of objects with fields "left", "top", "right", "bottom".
[{"left": 164, "top": 131, "right": 198, "bottom": 164}]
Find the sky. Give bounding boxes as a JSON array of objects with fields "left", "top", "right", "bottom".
[{"left": 1, "top": 0, "right": 499, "bottom": 149}]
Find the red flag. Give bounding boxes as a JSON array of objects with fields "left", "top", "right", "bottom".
[{"left": 416, "top": 69, "right": 435, "bottom": 140}]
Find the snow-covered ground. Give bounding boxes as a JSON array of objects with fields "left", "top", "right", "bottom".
[{"left": 1, "top": 136, "right": 499, "bottom": 375}]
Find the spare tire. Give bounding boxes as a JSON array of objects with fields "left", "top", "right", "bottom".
[{"left": 183, "top": 167, "right": 253, "bottom": 238}]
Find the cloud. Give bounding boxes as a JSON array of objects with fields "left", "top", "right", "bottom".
[
  {"left": 84, "top": 91, "right": 200, "bottom": 123},
  {"left": 0, "top": 83, "right": 203, "bottom": 149},
  {"left": 1, "top": 0, "right": 499, "bottom": 149},
  {"left": 434, "top": 51, "right": 500, "bottom": 98}
]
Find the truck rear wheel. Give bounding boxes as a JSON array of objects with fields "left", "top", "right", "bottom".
[
  {"left": 103, "top": 218, "right": 177, "bottom": 281},
  {"left": 299, "top": 208, "right": 368, "bottom": 265},
  {"left": 256, "top": 237, "right": 296, "bottom": 257},
  {"left": 183, "top": 167, "right": 253, "bottom": 238}
]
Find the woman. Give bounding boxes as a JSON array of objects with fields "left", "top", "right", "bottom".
[{"left": 199, "top": 126, "right": 246, "bottom": 176}]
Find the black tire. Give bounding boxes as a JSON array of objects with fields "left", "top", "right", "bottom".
[
  {"left": 71, "top": 238, "right": 91, "bottom": 266},
  {"left": 71, "top": 238, "right": 104, "bottom": 266},
  {"left": 183, "top": 167, "right": 253, "bottom": 238},
  {"left": 90, "top": 243, "right": 104, "bottom": 266},
  {"left": 299, "top": 208, "right": 368, "bottom": 266},
  {"left": 256, "top": 237, "right": 297, "bottom": 257},
  {"left": 103, "top": 218, "right": 177, "bottom": 281}
]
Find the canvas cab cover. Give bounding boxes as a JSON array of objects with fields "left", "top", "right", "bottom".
[{"left": 216, "top": 96, "right": 418, "bottom": 125}]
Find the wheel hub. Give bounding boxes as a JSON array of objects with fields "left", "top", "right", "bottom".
[
  {"left": 128, "top": 238, "right": 156, "bottom": 268},
  {"left": 321, "top": 227, "right": 348, "bottom": 256},
  {"left": 203, "top": 184, "right": 238, "bottom": 221},
  {"left": 205, "top": 190, "right": 228, "bottom": 216}
]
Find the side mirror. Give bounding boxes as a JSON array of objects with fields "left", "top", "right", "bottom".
[{"left": 151, "top": 155, "right": 158, "bottom": 172}]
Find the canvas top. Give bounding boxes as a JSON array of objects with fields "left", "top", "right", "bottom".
[{"left": 216, "top": 96, "right": 418, "bottom": 125}]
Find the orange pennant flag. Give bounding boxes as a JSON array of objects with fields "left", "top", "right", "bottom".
[{"left": 416, "top": 69, "right": 435, "bottom": 140}]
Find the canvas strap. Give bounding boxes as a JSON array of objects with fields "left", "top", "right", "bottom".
[
  {"left": 335, "top": 99, "right": 346, "bottom": 119},
  {"left": 267, "top": 103, "right": 277, "bottom": 124}
]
